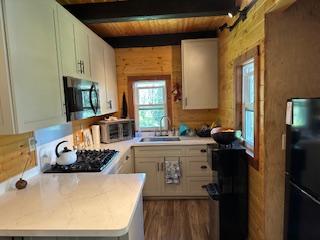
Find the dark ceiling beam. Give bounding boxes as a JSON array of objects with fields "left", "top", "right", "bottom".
[
  {"left": 104, "top": 31, "right": 217, "bottom": 48},
  {"left": 65, "top": 0, "right": 237, "bottom": 24}
]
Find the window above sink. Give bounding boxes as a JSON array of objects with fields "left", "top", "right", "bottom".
[{"left": 127, "top": 75, "right": 173, "bottom": 132}]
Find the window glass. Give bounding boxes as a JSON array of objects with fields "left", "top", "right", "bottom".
[
  {"left": 133, "top": 80, "right": 167, "bottom": 131},
  {"left": 242, "top": 60, "right": 255, "bottom": 149}
]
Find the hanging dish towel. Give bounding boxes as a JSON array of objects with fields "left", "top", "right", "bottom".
[{"left": 165, "top": 158, "right": 181, "bottom": 184}]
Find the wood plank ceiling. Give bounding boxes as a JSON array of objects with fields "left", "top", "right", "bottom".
[
  {"left": 88, "top": 16, "right": 227, "bottom": 38},
  {"left": 62, "top": 0, "right": 238, "bottom": 47},
  {"left": 58, "top": 0, "right": 124, "bottom": 4}
]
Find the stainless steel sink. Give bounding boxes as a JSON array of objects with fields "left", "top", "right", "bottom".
[{"left": 140, "top": 137, "right": 181, "bottom": 142}]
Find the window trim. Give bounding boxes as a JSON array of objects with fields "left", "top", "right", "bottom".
[
  {"left": 234, "top": 46, "right": 260, "bottom": 170},
  {"left": 127, "top": 75, "right": 172, "bottom": 132},
  {"left": 133, "top": 81, "right": 168, "bottom": 131}
]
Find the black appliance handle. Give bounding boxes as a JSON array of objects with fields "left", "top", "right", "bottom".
[
  {"left": 291, "top": 181, "right": 320, "bottom": 205},
  {"left": 89, "top": 84, "right": 98, "bottom": 114},
  {"left": 204, "top": 183, "right": 220, "bottom": 201}
]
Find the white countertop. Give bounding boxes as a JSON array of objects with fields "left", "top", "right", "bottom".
[
  {"left": 0, "top": 173, "right": 145, "bottom": 237},
  {"left": 0, "top": 135, "right": 214, "bottom": 237},
  {"left": 133, "top": 136, "right": 216, "bottom": 146},
  {"left": 99, "top": 136, "right": 215, "bottom": 174}
]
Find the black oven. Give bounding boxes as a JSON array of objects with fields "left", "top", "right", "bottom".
[{"left": 63, "top": 76, "right": 101, "bottom": 121}]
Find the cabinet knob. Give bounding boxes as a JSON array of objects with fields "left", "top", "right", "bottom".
[
  {"left": 126, "top": 155, "right": 129, "bottom": 160},
  {"left": 200, "top": 149, "right": 207, "bottom": 153},
  {"left": 201, "top": 165, "right": 208, "bottom": 169}
]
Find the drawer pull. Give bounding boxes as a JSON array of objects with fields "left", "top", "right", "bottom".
[
  {"left": 200, "top": 149, "right": 207, "bottom": 153},
  {"left": 201, "top": 165, "right": 208, "bottom": 169},
  {"left": 126, "top": 156, "right": 130, "bottom": 160}
]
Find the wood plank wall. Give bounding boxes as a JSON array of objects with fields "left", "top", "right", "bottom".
[
  {"left": 115, "top": 46, "right": 219, "bottom": 129},
  {"left": 0, "top": 133, "right": 36, "bottom": 182},
  {"left": 264, "top": 1, "right": 320, "bottom": 239},
  {"left": 218, "top": 0, "right": 277, "bottom": 239}
]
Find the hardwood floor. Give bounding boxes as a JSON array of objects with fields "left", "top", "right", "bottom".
[{"left": 143, "top": 200, "right": 209, "bottom": 240}]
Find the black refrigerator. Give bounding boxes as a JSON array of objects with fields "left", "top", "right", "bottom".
[{"left": 284, "top": 98, "right": 320, "bottom": 240}]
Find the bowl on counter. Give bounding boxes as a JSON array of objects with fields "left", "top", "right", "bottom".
[{"left": 211, "top": 128, "right": 237, "bottom": 145}]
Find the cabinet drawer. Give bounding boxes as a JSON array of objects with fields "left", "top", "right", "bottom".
[
  {"left": 185, "top": 145, "right": 208, "bottom": 157},
  {"left": 134, "top": 146, "right": 184, "bottom": 157},
  {"left": 183, "top": 157, "right": 212, "bottom": 177},
  {"left": 186, "top": 177, "right": 211, "bottom": 196}
]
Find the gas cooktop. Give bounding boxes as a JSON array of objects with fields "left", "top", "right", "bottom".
[{"left": 44, "top": 149, "right": 119, "bottom": 173}]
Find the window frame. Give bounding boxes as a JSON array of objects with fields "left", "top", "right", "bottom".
[
  {"left": 133, "top": 81, "right": 168, "bottom": 131},
  {"left": 127, "top": 75, "right": 172, "bottom": 132},
  {"left": 234, "top": 47, "right": 260, "bottom": 170}
]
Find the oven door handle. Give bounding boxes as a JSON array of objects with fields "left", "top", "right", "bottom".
[{"left": 89, "top": 84, "right": 98, "bottom": 114}]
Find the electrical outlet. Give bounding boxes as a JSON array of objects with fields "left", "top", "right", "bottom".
[{"left": 28, "top": 137, "right": 36, "bottom": 152}]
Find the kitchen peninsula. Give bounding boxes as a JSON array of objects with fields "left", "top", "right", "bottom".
[{"left": 0, "top": 173, "right": 145, "bottom": 240}]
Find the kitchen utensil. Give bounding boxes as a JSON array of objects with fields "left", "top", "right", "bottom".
[{"left": 55, "top": 141, "right": 77, "bottom": 166}]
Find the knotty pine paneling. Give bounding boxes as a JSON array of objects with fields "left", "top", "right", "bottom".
[
  {"left": 89, "top": 16, "right": 227, "bottom": 38},
  {"left": 115, "top": 46, "right": 219, "bottom": 129},
  {"left": 0, "top": 133, "right": 36, "bottom": 183},
  {"left": 218, "top": 0, "right": 277, "bottom": 239}
]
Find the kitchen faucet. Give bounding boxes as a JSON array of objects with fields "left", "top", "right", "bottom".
[{"left": 157, "top": 115, "right": 171, "bottom": 136}]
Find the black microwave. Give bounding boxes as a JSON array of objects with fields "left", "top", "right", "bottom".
[{"left": 63, "top": 76, "right": 101, "bottom": 121}]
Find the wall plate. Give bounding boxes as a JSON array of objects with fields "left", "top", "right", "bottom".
[{"left": 28, "top": 137, "right": 36, "bottom": 152}]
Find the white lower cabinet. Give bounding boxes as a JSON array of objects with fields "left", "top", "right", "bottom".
[
  {"left": 135, "top": 157, "right": 162, "bottom": 196},
  {"left": 109, "top": 149, "right": 134, "bottom": 174},
  {"left": 134, "top": 145, "right": 213, "bottom": 197},
  {"left": 117, "top": 150, "right": 134, "bottom": 174}
]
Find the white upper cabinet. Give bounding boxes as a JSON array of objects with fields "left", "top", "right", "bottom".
[
  {"left": 104, "top": 44, "right": 118, "bottom": 114},
  {"left": 57, "top": 5, "right": 77, "bottom": 78},
  {"left": 181, "top": 38, "right": 218, "bottom": 109},
  {"left": 90, "top": 34, "right": 108, "bottom": 114},
  {"left": 0, "top": 0, "right": 65, "bottom": 134},
  {"left": 74, "top": 22, "right": 91, "bottom": 80},
  {"left": 57, "top": 5, "right": 91, "bottom": 80}
]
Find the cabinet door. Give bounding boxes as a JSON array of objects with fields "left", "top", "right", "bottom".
[
  {"left": 135, "top": 157, "right": 162, "bottom": 196},
  {"left": 75, "top": 23, "right": 91, "bottom": 79},
  {"left": 183, "top": 156, "right": 212, "bottom": 177},
  {"left": 104, "top": 44, "right": 118, "bottom": 113},
  {"left": 90, "top": 35, "right": 107, "bottom": 113},
  {"left": 3, "top": 0, "right": 65, "bottom": 133},
  {"left": 161, "top": 156, "right": 185, "bottom": 195},
  {"left": 57, "top": 5, "right": 78, "bottom": 78},
  {"left": 186, "top": 177, "right": 211, "bottom": 196},
  {"left": 182, "top": 38, "right": 218, "bottom": 109},
  {"left": 0, "top": 1, "right": 14, "bottom": 134},
  {"left": 118, "top": 150, "right": 134, "bottom": 174}
]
